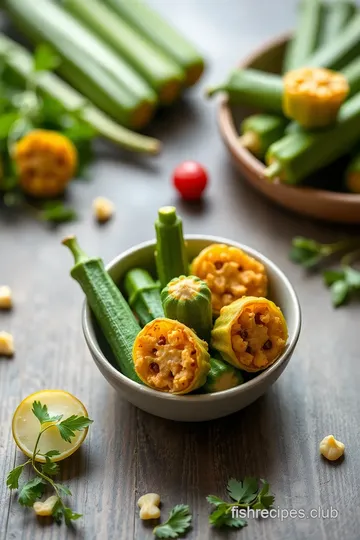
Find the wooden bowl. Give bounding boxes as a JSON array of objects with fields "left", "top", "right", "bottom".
[{"left": 218, "top": 34, "right": 360, "bottom": 224}]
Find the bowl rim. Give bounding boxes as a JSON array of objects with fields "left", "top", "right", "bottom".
[
  {"left": 82, "top": 234, "right": 301, "bottom": 402},
  {"left": 218, "top": 32, "right": 360, "bottom": 206}
]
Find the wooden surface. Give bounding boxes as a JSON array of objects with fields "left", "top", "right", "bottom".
[{"left": 1, "top": 1, "right": 360, "bottom": 539}]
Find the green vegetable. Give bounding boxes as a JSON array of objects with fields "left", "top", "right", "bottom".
[
  {"left": 290, "top": 235, "right": 360, "bottom": 307},
  {"left": 155, "top": 206, "right": 189, "bottom": 288},
  {"left": 62, "top": 236, "right": 142, "bottom": 383},
  {"left": 307, "top": 11, "right": 360, "bottom": 70},
  {"left": 63, "top": 0, "right": 185, "bottom": 104},
  {"left": 283, "top": 0, "right": 324, "bottom": 72},
  {"left": 153, "top": 504, "right": 192, "bottom": 538},
  {"left": 207, "top": 477, "right": 275, "bottom": 529},
  {"left": 6, "top": 0, "right": 158, "bottom": 129},
  {"left": 203, "top": 357, "right": 244, "bottom": 393},
  {"left": 161, "top": 275, "right": 212, "bottom": 342},
  {"left": 239, "top": 115, "right": 288, "bottom": 158},
  {"left": 319, "top": 0, "right": 356, "bottom": 46},
  {"left": 6, "top": 400, "right": 92, "bottom": 525},
  {"left": 123, "top": 268, "right": 164, "bottom": 326},
  {"left": 265, "top": 92, "right": 360, "bottom": 184},
  {"left": 103, "top": 0, "right": 205, "bottom": 87},
  {"left": 206, "top": 69, "right": 283, "bottom": 111},
  {"left": 345, "top": 152, "right": 360, "bottom": 193},
  {"left": 0, "top": 34, "right": 160, "bottom": 153}
]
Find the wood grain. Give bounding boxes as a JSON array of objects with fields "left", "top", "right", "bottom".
[{"left": 1, "top": 1, "right": 360, "bottom": 539}]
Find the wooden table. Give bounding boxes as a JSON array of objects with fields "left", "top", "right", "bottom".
[{"left": 1, "top": 1, "right": 360, "bottom": 538}]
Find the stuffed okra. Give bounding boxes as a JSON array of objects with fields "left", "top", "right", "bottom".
[
  {"left": 191, "top": 244, "right": 268, "bottom": 315},
  {"left": 211, "top": 297, "right": 288, "bottom": 373},
  {"left": 161, "top": 275, "right": 212, "bottom": 343},
  {"left": 133, "top": 318, "right": 210, "bottom": 394}
]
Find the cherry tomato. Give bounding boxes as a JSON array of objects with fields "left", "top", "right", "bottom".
[{"left": 172, "top": 161, "right": 208, "bottom": 200}]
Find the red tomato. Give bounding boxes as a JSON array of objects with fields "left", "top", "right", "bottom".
[{"left": 172, "top": 161, "right": 208, "bottom": 200}]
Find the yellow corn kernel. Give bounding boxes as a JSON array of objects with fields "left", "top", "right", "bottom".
[
  {"left": 0, "top": 286, "right": 12, "bottom": 309},
  {"left": 0, "top": 331, "right": 14, "bottom": 356},
  {"left": 33, "top": 496, "right": 59, "bottom": 517},
  {"left": 319, "top": 435, "right": 345, "bottom": 461},
  {"left": 93, "top": 197, "right": 115, "bottom": 223},
  {"left": 283, "top": 67, "right": 349, "bottom": 128},
  {"left": 14, "top": 130, "right": 77, "bottom": 198},
  {"left": 137, "top": 493, "right": 161, "bottom": 520}
]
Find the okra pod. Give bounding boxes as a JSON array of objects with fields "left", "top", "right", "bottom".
[{"left": 124, "top": 268, "right": 164, "bottom": 327}]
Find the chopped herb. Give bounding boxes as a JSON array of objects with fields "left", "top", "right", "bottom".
[{"left": 153, "top": 505, "right": 192, "bottom": 539}]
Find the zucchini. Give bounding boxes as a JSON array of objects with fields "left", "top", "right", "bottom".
[
  {"left": 103, "top": 0, "right": 205, "bottom": 87},
  {"left": 6, "top": 0, "right": 157, "bottom": 129},
  {"left": 206, "top": 69, "right": 283, "bottom": 112},
  {"left": 161, "top": 275, "right": 212, "bottom": 342},
  {"left": 155, "top": 206, "right": 189, "bottom": 288},
  {"left": 0, "top": 33, "right": 160, "bottom": 155},
  {"left": 203, "top": 357, "right": 244, "bottom": 393},
  {"left": 124, "top": 268, "right": 164, "bottom": 326},
  {"left": 133, "top": 318, "right": 210, "bottom": 394},
  {"left": 345, "top": 153, "right": 360, "bottom": 193},
  {"left": 63, "top": 0, "right": 185, "bottom": 104},
  {"left": 307, "top": 12, "right": 360, "bottom": 70},
  {"left": 265, "top": 92, "right": 360, "bottom": 184},
  {"left": 283, "top": 0, "right": 324, "bottom": 72},
  {"left": 62, "top": 236, "right": 142, "bottom": 383},
  {"left": 239, "top": 115, "right": 289, "bottom": 159},
  {"left": 211, "top": 297, "right": 288, "bottom": 373},
  {"left": 319, "top": 1, "right": 356, "bottom": 46}
]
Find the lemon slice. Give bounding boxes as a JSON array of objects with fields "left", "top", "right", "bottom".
[{"left": 12, "top": 390, "right": 90, "bottom": 463}]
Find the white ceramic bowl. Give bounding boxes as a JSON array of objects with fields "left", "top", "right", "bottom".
[{"left": 82, "top": 235, "right": 301, "bottom": 422}]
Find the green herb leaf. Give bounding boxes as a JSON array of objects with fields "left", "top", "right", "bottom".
[
  {"left": 18, "top": 477, "right": 45, "bottom": 507},
  {"left": 44, "top": 450, "right": 61, "bottom": 458},
  {"left": 218, "top": 514, "right": 247, "bottom": 529},
  {"left": 6, "top": 463, "right": 28, "bottom": 489},
  {"left": 32, "top": 401, "right": 63, "bottom": 424},
  {"left": 209, "top": 504, "right": 231, "bottom": 527},
  {"left": 292, "top": 236, "right": 322, "bottom": 253},
  {"left": 344, "top": 266, "right": 360, "bottom": 289},
  {"left": 256, "top": 479, "right": 274, "bottom": 509},
  {"left": 63, "top": 507, "right": 82, "bottom": 525},
  {"left": 153, "top": 505, "right": 192, "bottom": 539},
  {"left": 57, "top": 415, "right": 93, "bottom": 443},
  {"left": 227, "top": 477, "right": 258, "bottom": 504},
  {"left": 52, "top": 499, "right": 64, "bottom": 523},
  {"left": 42, "top": 456, "right": 60, "bottom": 477},
  {"left": 206, "top": 495, "right": 224, "bottom": 507},
  {"left": 40, "top": 202, "right": 78, "bottom": 224},
  {"left": 289, "top": 246, "right": 321, "bottom": 268},
  {"left": 0, "top": 112, "right": 19, "bottom": 139},
  {"left": 323, "top": 270, "right": 345, "bottom": 287},
  {"left": 33, "top": 44, "right": 61, "bottom": 72},
  {"left": 55, "top": 483, "right": 72, "bottom": 496},
  {"left": 330, "top": 280, "right": 349, "bottom": 307}
]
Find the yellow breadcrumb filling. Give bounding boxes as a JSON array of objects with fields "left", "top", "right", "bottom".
[
  {"left": 230, "top": 303, "right": 286, "bottom": 370},
  {"left": 168, "top": 276, "right": 201, "bottom": 301},
  {"left": 14, "top": 130, "right": 77, "bottom": 198},
  {"left": 191, "top": 244, "right": 268, "bottom": 314},
  {"left": 134, "top": 320, "right": 200, "bottom": 393}
]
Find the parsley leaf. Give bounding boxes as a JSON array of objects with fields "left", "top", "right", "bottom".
[
  {"left": 40, "top": 202, "right": 78, "bottom": 224},
  {"left": 44, "top": 450, "right": 61, "bottom": 458},
  {"left": 63, "top": 507, "right": 82, "bottom": 525},
  {"left": 220, "top": 515, "right": 247, "bottom": 528},
  {"left": 253, "top": 479, "right": 274, "bottom": 510},
  {"left": 18, "top": 477, "right": 45, "bottom": 507},
  {"left": 57, "top": 415, "right": 93, "bottom": 443},
  {"left": 206, "top": 495, "right": 224, "bottom": 507},
  {"left": 42, "top": 456, "right": 60, "bottom": 477},
  {"left": 330, "top": 280, "right": 349, "bottom": 307},
  {"left": 227, "top": 477, "right": 258, "bottom": 504},
  {"left": 153, "top": 505, "right": 192, "bottom": 539},
  {"left": 32, "top": 401, "right": 63, "bottom": 424},
  {"left": 55, "top": 483, "right": 72, "bottom": 496},
  {"left": 323, "top": 270, "right": 345, "bottom": 287},
  {"left": 344, "top": 266, "right": 360, "bottom": 289},
  {"left": 6, "top": 462, "right": 28, "bottom": 489}
]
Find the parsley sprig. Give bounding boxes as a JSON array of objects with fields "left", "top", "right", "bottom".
[
  {"left": 153, "top": 504, "right": 192, "bottom": 538},
  {"left": 290, "top": 236, "right": 360, "bottom": 307},
  {"left": 207, "top": 477, "right": 275, "bottom": 529},
  {"left": 6, "top": 400, "right": 93, "bottom": 525}
]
